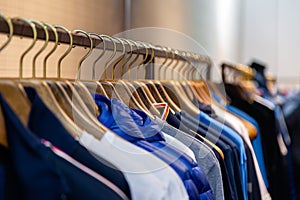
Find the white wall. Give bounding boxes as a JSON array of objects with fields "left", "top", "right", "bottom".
[
  {"left": 130, "top": 0, "right": 300, "bottom": 86},
  {"left": 241, "top": 0, "right": 278, "bottom": 74},
  {"left": 241, "top": 0, "right": 300, "bottom": 86},
  {"left": 277, "top": 0, "right": 300, "bottom": 85},
  {"left": 130, "top": 0, "right": 242, "bottom": 81}
]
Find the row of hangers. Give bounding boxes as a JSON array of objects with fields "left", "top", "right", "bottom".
[{"left": 0, "top": 12, "right": 230, "bottom": 148}]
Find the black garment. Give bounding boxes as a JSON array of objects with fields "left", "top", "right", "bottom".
[
  {"left": 0, "top": 93, "right": 125, "bottom": 200},
  {"left": 225, "top": 83, "right": 291, "bottom": 200},
  {"left": 24, "top": 87, "right": 131, "bottom": 199},
  {"left": 282, "top": 92, "right": 300, "bottom": 198},
  {"left": 211, "top": 145, "right": 235, "bottom": 200},
  {"left": 244, "top": 142, "right": 261, "bottom": 200},
  {"left": 249, "top": 62, "right": 268, "bottom": 91}
]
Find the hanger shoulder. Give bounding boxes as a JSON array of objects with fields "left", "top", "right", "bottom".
[
  {"left": 20, "top": 80, "right": 82, "bottom": 138},
  {"left": 162, "top": 81, "right": 200, "bottom": 116},
  {"left": 74, "top": 81, "right": 100, "bottom": 117},
  {"left": 153, "top": 81, "right": 181, "bottom": 112},
  {"left": 0, "top": 80, "right": 31, "bottom": 126},
  {"left": 144, "top": 80, "right": 165, "bottom": 103}
]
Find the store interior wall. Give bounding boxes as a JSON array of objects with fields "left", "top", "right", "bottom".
[
  {"left": 0, "top": 0, "right": 124, "bottom": 79},
  {"left": 1, "top": 0, "right": 300, "bottom": 87},
  {"left": 129, "top": 0, "right": 242, "bottom": 82},
  {"left": 130, "top": 0, "right": 300, "bottom": 87},
  {"left": 242, "top": 0, "right": 300, "bottom": 89}
]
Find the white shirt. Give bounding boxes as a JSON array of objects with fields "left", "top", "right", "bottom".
[
  {"left": 79, "top": 131, "right": 189, "bottom": 200},
  {"left": 163, "top": 132, "right": 197, "bottom": 161}
]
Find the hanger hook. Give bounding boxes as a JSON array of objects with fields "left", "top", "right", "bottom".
[
  {"left": 192, "top": 54, "right": 202, "bottom": 80},
  {"left": 30, "top": 20, "right": 49, "bottom": 78},
  {"left": 43, "top": 22, "right": 58, "bottom": 78},
  {"left": 89, "top": 33, "right": 105, "bottom": 80},
  {"left": 72, "top": 30, "right": 93, "bottom": 80},
  {"left": 185, "top": 53, "right": 193, "bottom": 80},
  {"left": 119, "top": 38, "right": 133, "bottom": 78},
  {"left": 11, "top": 17, "right": 37, "bottom": 79},
  {"left": 143, "top": 42, "right": 155, "bottom": 79},
  {"left": 171, "top": 49, "right": 180, "bottom": 80},
  {"left": 187, "top": 54, "right": 195, "bottom": 80},
  {"left": 144, "top": 42, "right": 155, "bottom": 65},
  {"left": 194, "top": 55, "right": 203, "bottom": 80},
  {"left": 172, "top": 51, "right": 185, "bottom": 80},
  {"left": 111, "top": 37, "right": 125, "bottom": 80},
  {"left": 163, "top": 47, "right": 174, "bottom": 80},
  {"left": 0, "top": 13, "right": 13, "bottom": 52},
  {"left": 100, "top": 34, "right": 116, "bottom": 80},
  {"left": 54, "top": 25, "right": 73, "bottom": 79},
  {"left": 172, "top": 51, "right": 182, "bottom": 80},
  {"left": 181, "top": 52, "right": 190, "bottom": 80},
  {"left": 136, "top": 41, "right": 149, "bottom": 79},
  {"left": 198, "top": 55, "right": 208, "bottom": 80},
  {"left": 126, "top": 39, "right": 140, "bottom": 80},
  {"left": 155, "top": 45, "right": 168, "bottom": 80}
]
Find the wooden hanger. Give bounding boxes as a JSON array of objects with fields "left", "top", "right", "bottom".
[
  {"left": 16, "top": 18, "right": 104, "bottom": 139},
  {"left": 126, "top": 41, "right": 160, "bottom": 116},
  {"left": 0, "top": 14, "right": 31, "bottom": 146},
  {"left": 159, "top": 48, "right": 200, "bottom": 116},
  {"left": 0, "top": 15, "right": 31, "bottom": 136},
  {"left": 178, "top": 56, "right": 207, "bottom": 105},
  {"left": 123, "top": 40, "right": 157, "bottom": 104},
  {"left": 135, "top": 43, "right": 166, "bottom": 103},
  {"left": 108, "top": 37, "right": 155, "bottom": 117},
  {"left": 81, "top": 33, "right": 109, "bottom": 97},
  {"left": 180, "top": 55, "right": 207, "bottom": 104},
  {"left": 143, "top": 45, "right": 181, "bottom": 112},
  {"left": 50, "top": 27, "right": 107, "bottom": 135},
  {"left": 173, "top": 55, "right": 200, "bottom": 103},
  {"left": 188, "top": 66, "right": 212, "bottom": 105}
]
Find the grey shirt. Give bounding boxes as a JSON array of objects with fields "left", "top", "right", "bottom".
[{"left": 153, "top": 117, "right": 225, "bottom": 200}]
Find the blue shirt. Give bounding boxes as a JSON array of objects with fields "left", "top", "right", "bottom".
[
  {"left": 226, "top": 104, "right": 269, "bottom": 188},
  {"left": 195, "top": 111, "right": 248, "bottom": 200},
  {"left": 93, "top": 94, "right": 214, "bottom": 200}
]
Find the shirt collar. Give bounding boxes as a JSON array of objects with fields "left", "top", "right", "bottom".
[{"left": 93, "top": 94, "right": 165, "bottom": 142}]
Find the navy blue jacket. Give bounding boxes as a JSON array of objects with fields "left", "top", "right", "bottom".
[
  {"left": 0, "top": 93, "right": 126, "bottom": 200},
  {"left": 24, "top": 87, "right": 131, "bottom": 199}
]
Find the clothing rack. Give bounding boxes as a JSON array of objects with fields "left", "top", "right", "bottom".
[{"left": 0, "top": 16, "right": 212, "bottom": 79}]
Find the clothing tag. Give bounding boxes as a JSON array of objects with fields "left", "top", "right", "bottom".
[{"left": 153, "top": 102, "right": 170, "bottom": 120}]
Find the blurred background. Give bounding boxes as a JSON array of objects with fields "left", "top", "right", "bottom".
[{"left": 1, "top": 0, "right": 300, "bottom": 89}]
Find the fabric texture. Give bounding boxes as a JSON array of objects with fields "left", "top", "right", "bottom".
[
  {"left": 0, "top": 93, "right": 125, "bottom": 200},
  {"left": 93, "top": 94, "right": 213, "bottom": 200},
  {"left": 24, "top": 87, "right": 131, "bottom": 198},
  {"left": 154, "top": 117, "right": 225, "bottom": 200}
]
